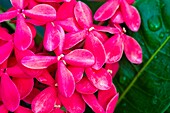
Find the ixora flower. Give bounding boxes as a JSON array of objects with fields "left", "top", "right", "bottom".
[
  {"left": 0, "top": 0, "right": 56, "bottom": 50},
  {"left": 94, "top": 0, "right": 141, "bottom": 32},
  {"left": 104, "top": 24, "right": 142, "bottom": 64},
  {"left": 0, "top": 0, "right": 142, "bottom": 112}
]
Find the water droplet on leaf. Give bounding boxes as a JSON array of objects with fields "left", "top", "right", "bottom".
[
  {"left": 148, "top": 15, "right": 162, "bottom": 31},
  {"left": 122, "top": 102, "right": 126, "bottom": 107},
  {"left": 154, "top": 55, "right": 158, "bottom": 59},
  {"left": 159, "top": 32, "right": 165, "bottom": 39},
  {"left": 119, "top": 75, "right": 127, "bottom": 84}
]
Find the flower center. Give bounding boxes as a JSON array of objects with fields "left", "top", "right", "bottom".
[
  {"left": 88, "top": 27, "right": 95, "bottom": 32},
  {"left": 57, "top": 54, "right": 66, "bottom": 65}
]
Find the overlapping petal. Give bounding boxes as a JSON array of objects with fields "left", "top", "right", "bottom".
[
  {"left": 57, "top": 61, "right": 75, "bottom": 97},
  {"left": 1, "top": 73, "right": 20, "bottom": 112},
  {"left": 85, "top": 68, "right": 112, "bottom": 90},
  {"left": 64, "top": 49, "right": 95, "bottom": 67},
  {"left": 63, "top": 30, "right": 86, "bottom": 50},
  {"left": 94, "top": 0, "right": 120, "bottom": 21},
  {"left": 59, "top": 91, "right": 85, "bottom": 113},
  {"left": 24, "top": 4, "right": 56, "bottom": 22},
  {"left": 85, "top": 32, "right": 106, "bottom": 70},
  {"left": 121, "top": 0, "right": 141, "bottom": 31},
  {"left": 31, "top": 87, "right": 57, "bottom": 113},
  {"left": 123, "top": 34, "right": 142, "bottom": 64},
  {"left": 0, "top": 10, "right": 17, "bottom": 23},
  {"left": 74, "top": 1, "right": 93, "bottom": 28},
  {"left": 36, "top": 70, "right": 55, "bottom": 86},
  {"left": 21, "top": 55, "right": 58, "bottom": 69},
  {"left": 43, "top": 23, "right": 64, "bottom": 51},
  {"left": 76, "top": 76, "right": 97, "bottom": 94},
  {"left": 104, "top": 34, "right": 124, "bottom": 63},
  {"left": 82, "top": 94, "right": 105, "bottom": 113},
  {"left": 0, "top": 41, "right": 13, "bottom": 64},
  {"left": 14, "top": 14, "right": 32, "bottom": 50},
  {"left": 68, "top": 66, "right": 84, "bottom": 83},
  {"left": 12, "top": 78, "right": 34, "bottom": 99}
]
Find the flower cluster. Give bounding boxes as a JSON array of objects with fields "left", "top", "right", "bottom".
[{"left": 0, "top": 0, "right": 142, "bottom": 112}]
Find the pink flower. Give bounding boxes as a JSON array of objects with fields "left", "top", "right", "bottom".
[
  {"left": 0, "top": 0, "right": 56, "bottom": 50},
  {"left": 104, "top": 24, "right": 142, "bottom": 64},
  {"left": 94, "top": 0, "right": 141, "bottom": 32}
]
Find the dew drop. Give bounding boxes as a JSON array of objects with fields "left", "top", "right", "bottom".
[
  {"left": 154, "top": 55, "right": 158, "bottom": 59},
  {"left": 122, "top": 102, "right": 126, "bottom": 107},
  {"left": 119, "top": 75, "right": 127, "bottom": 84},
  {"left": 147, "top": 15, "right": 162, "bottom": 31},
  {"left": 159, "top": 32, "right": 165, "bottom": 39}
]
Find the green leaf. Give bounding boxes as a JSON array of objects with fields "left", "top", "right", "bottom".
[{"left": 114, "top": 0, "right": 170, "bottom": 113}]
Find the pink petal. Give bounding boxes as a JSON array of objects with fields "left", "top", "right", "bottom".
[
  {"left": 68, "top": 66, "right": 84, "bottom": 83},
  {"left": 106, "top": 93, "right": 119, "bottom": 113},
  {"left": 74, "top": 1, "right": 93, "bottom": 28},
  {"left": 14, "top": 49, "right": 44, "bottom": 77},
  {"left": 123, "top": 34, "right": 142, "bottom": 64},
  {"left": 21, "top": 55, "right": 58, "bottom": 69},
  {"left": 0, "top": 27, "right": 13, "bottom": 41},
  {"left": 0, "top": 10, "right": 17, "bottom": 22},
  {"left": 7, "top": 64, "right": 30, "bottom": 78},
  {"left": 36, "top": 70, "right": 55, "bottom": 86},
  {"left": 85, "top": 32, "right": 106, "bottom": 70},
  {"left": 59, "top": 92, "right": 85, "bottom": 113},
  {"left": 93, "top": 25, "right": 119, "bottom": 34},
  {"left": 14, "top": 48, "right": 34, "bottom": 62},
  {"left": 26, "top": 19, "right": 47, "bottom": 26},
  {"left": 31, "top": 87, "right": 57, "bottom": 113},
  {"left": 56, "top": 0, "right": 77, "bottom": 20},
  {"left": 7, "top": 64, "right": 28, "bottom": 78},
  {"left": 104, "top": 34, "right": 124, "bottom": 63},
  {"left": 27, "top": 23, "right": 37, "bottom": 38},
  {"left": 55, "top": 17, "right": 81, "bottom": 32},
  {"left": 64, "top": 49, "right": 95, "bottom": 67},
  {"left": 24, "top": 4, "right": 56, "bottom": 22},
  {"left": 105, "top": 62, "right": 119, "bottom": 78},
  {"left": 14, "top": 106, "right": 33, "bottom": 113},
  {"left": 98, "top": 84, "right": 117, "bottom": 109},
  {"left": 85, "top": 68, "right": 112, "bottom": 90},
  {"left": 63, "top": 30, "right": 86, "bottom": 50},
  {"left": 57, "top": 61, "right": 75, "bottom": 97},
  {"left": 10, "top": 0, "right": 29, "bottom": 9},
  {"left": 91, "top": 31, "right": 108, "bottom": 43},
  {"left": 126, "top": 0, "right": 135, "bottom": 4},
  {"left": 23, "top": 88, "right": 40, "bottom": 104},
  {"left": 0, "top": 41, "right": 13, "bottom": 64},
  {"left": 1, "top": 73, "right": 20, "bottom": 112},
  {"left": 14, "top": 14, "right": 32, "bottom": 50},
  {"left": 110, "top": 9, "right": 124, "bottom": 24},
  {"left": 0, "top": 105, "right": 8, "bottom": 113},
  {"left": 43, "top": 23, "right": 64, "bottom": 51},
  {"left": 82, "top": 94, "right": 105, "bottom": 113},
  {"left": 12, "top": 78, "right": 34, "bottom": 99},
  {"left": 121, "top": 0, "right": 141, "bottom": 31},
  {"left": 53, "top": 27, "right": 65, "bottom": 56},
  {"left": 76, "top": 76, "right": 97, "bottom": 94},
  {"left": 94, "top": 0, "right": 120, "bottom": 21}
]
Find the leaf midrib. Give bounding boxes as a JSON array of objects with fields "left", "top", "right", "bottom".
[{"left": 117, "top": 36, "right": 170, "bottom": 105}]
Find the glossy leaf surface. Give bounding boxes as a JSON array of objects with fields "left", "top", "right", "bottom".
[{"left": 113, "top": 0, "right": 170, "bottom": 113}]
